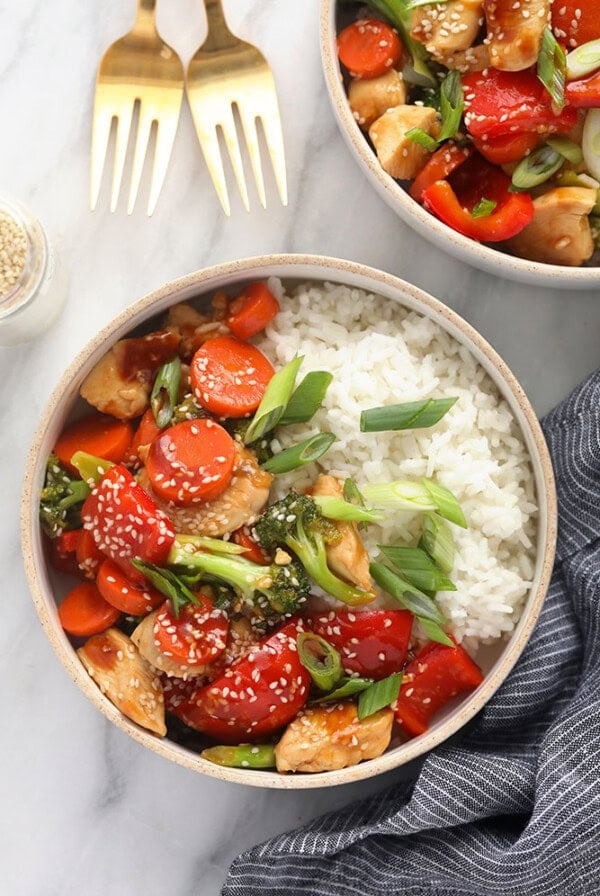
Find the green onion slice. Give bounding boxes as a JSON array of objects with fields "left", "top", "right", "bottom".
[
  {"left": 511, "top": 145, "right": 564, "bottom": 190},
  {"left": 357, "top": 672, "right": 402, "bottom": 720},
  {"left": 278, "top": 371, "right": 333, "bottom": 425},
  {"left": 378, "top": 545, "right": 456, "bottom": 592},
  {"left": 546, "top": 136, "right": 584, "bottom": 165},
  {"left": 420, "top": 478, "right": 468, "bottom": 528},
  {"left": 471, "top": 198, "right": 497, "bottom": 219},
  {"left": 173, "top": 534, "right": 247, "bottom": 555},
  {"left": 405, "top": 127, "right": 438, "bottom": 151},
  {"left": 313, "top": 495, "right": 385, "bottom": 523},
  {"left": 343, "top": 477, "right": 367, "bottom": 507},
  {"left": 69, "top": 451, "right": 113, "bottom": 486},
  {"left": 260, "top": 432, "right": 336, "bottom": 474},
  {"left": 361, "top": 480, "right": 437, "bottom": 512},
  {"left": 201, "top": 744, "right": 276, "bottom": 769},
  {"left": 565, "top": 38, "right": 600, "bottom": 81},
  {"left": 151, "top": 358, "right": 182, "bottom": 430},
  {"left": 360, "top": 396, "right": 457, "bottom": 432},
  {"left": 244, "top": 355, "right": 303, "bottom": 444},
  {"left": 582, "top": 109, "right": 600, "bottom": 181},
  {"left": 419, "top": 512, "right": 455, "bottom": 574},
  {"left": 537, "top": 26, "right": 566, "bottom": 109},
  {"left": 419, "top": 617, "right": 455, "bottom": 646},
  {"left": 438, "top": 70, "right": 464, "bottom": 142},
  {"left": 297, "top": 632, "right": 343, "bottom": 692},
  {"left": 311, "top": 676, "right": 374, "bottom": 704},
  {"left": 370, "top": 561, "right": 447, "bottom": 626},
  {"left": 131, "top": 559, "right": 200, "bottom": 617},
  {"left": 405, "top": 0, "right": 450, "bottom": 6}
]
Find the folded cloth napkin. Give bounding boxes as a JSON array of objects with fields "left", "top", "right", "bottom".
[{"left": 223, "top": 369, "right": 600, "bottom": 896}]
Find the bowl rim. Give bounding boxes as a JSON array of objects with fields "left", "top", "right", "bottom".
[
  {"left": 319, "top": 0, "right": 600, "bottom": 289},
  {"left": 21, "top": 253, "right": 557, "bottom": 789}
]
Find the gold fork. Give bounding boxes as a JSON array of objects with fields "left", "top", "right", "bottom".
[
  {"left": 186, "top": 0, "right": 288, "bottom": 216},
  {"left": 90, "top": 0, "right": 184, "bottom": 216}
]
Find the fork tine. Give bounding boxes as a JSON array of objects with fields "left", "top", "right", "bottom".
[
  {"left": 90, "top": 102, "right": 114, "bottom": 211},
  {"left": 194, "top": 121, "right": 232, "bottom": 216},
  {"left": 238, "top": 106, "right": 266, "bottom": 209},
  {"left": 126, "top": 104, "right": 154, "bottom": 216},
  {"left": 219, "top": 107, "right": 250, "bottom": 212},
  {"left": 146, "top": 99, "right": 182, "bottom": 216},
  {"left": 110, "top": 103, "right": 135, "bottom": 213},
  {"left": 259, "top": 94, "right": 288, "bottom": 207}
]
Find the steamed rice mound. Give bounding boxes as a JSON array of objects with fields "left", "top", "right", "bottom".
[{"left": 258, "top": 279, "right": 538, "bottom": 647}]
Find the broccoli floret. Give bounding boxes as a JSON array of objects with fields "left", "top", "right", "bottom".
[
  {"left": 254, "top": 492, "right": 373, "bottom": 606},
  {"left": 39, "top": 454, "right": 90, "bottom": 538},
  {"left": 168, "top": 543, "right": 310, "bottom": 616}
]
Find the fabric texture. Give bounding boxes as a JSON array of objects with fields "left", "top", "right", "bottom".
[{"left": 222, "top": 370, "right": 600, "bottom": 896}]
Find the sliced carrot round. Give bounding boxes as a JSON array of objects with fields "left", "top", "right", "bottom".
[
  {"left": 58, "top": 581, "right": 121, "bottom": 637},
  {"left": 54, "top": 414, "right": 134, "bottom": 474},
  {"left": 337, "top": 18, "right": 403, "bottom": 80},
  {"left": 145, "top": 417, "right": 236, "bottom": 506},
  {"left": 96, "top": 559, "right": 165, "bottom": 615},
  {"left": 75, "top": 529, "right": 106, "bottom": 580},
  {"left": 225, "top": 282, "right": 280, "bottom": 340},
  {"left": 153, "top": 596, "right": 229, "bottom": 667},
  {"left": 124, "top": 408, "right": 162, "bottom": 468},
  {"left": 190, "top": 335, "right": 275, "bottom": 418}
]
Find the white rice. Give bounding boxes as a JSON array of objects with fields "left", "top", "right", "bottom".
[{"left": 256, "top": 278, "right": 538, "bottom": 648}]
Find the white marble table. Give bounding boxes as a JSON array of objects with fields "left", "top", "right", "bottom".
[{"left": 1, "top": 1, "right": 599, "bottom": 894}]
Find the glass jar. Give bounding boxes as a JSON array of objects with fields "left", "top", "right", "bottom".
[{"left": 0, "top": 195, "right": 68, "bottom": 346}]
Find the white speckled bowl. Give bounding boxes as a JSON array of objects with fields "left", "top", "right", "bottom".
[
  {"left": 320, "top": 0, "right": 600, "bottom": 289},
  {"left": 21, "top": 255, "right": 556, "bottom": 788}
]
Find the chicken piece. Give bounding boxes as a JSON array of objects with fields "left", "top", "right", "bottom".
[
  {"left": 431, "top": 43, "right": 490, "bottom": 72},
  {"left": 312, "top": 474, "right": 374, "bottom": 595},
  {"left": 411, "top": 0, "right": 484, "bottom": 55},
  {"left": 348, "top": 69, "right": 407, "bottom": 130},
  {"left": 80, "top": 329, "right": 180, "bottom": 420},
  {"left": 369, "top": 105, "right": 439, "bottom": 180},
  {"left": 78, "top": 627, "right": 166, "bottom": 736},
  {"left": 504, "top": 187, "right": 596, "bottom": 266},
  {"left": 275, "top": 702, "right": 393, "bottom": 773},
  {"left": 483, "top": 0, "right": 550, "bottom": 71},
  {"left": 138, "top": 442, "right": 273, "bottom": 537},
  {"left": 165, "top": 302, "right": 227, "bottom": 361}
]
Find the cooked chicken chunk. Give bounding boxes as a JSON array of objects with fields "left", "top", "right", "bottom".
[
  {"left": 138, "top": 442, "right": 273, "bottom": 537},
  {"left": 411, "top": 0, "right": 484, "bottom": 55},
  {"left": 78, "top": 627, "right": 166, "bottom": 736},
  {"left": 369, "top": 105, "right": 439, "bottom": 180},
  {"left": 80, "top": 330, "right": 180, "bottom": 420},
  {"left": 348, "top": 69, "right": 407, "bottom": 130},
  {"left": 484, "top": 0, "right": 550, "bottom": 71},
  {"left": 275, "top": 702, "right": 393, "bottom": 773},
  {"left": 312, "top": 474, "right": 374, "bottom": 595},
  {"left": 432, "top": 43, "right": 490, "bottom": 72},
  {"left": 505, "top": 187, "right": 596, "bottom": 266},
  {"left": 165, "top": 302, "right": 227, "bottom": 361}
]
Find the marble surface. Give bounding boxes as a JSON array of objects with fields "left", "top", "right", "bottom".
[{"left": 1, "top": 1, "right": 599, "bottom": 894}]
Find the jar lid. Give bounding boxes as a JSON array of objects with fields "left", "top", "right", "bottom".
[{"left": 0, "top": 195, "right": 47, "bottom": 321}]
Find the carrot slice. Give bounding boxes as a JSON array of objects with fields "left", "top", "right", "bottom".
[
  {"left": 124, "top": 408, "right": 162, "bottom": 468},
  {"left": 76, "top": 529, "right": 106, "bottom": 580},
  {"left": 337, "top": 18, "right": 402, "bottom": 80},
  {"left": 190, "top": 335, "right": 275, "bottom": 418},
  {"left": 145, "top": 418, "right": 236, "bottom": 506},
  {"left": 55, "top": 414, "right": 134, "bottom": 474},
  {"left": 225, "top": 282, "right": 280, "bottom": 340},
  {"left": 96, "top": 559, "right": 164, "bottom": 615},
  {"left": 58, "top": 581, "right": 121, "bottom": 637}
]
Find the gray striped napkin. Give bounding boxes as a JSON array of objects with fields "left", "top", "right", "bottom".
[{"left": 222, "top": 369, "right": 600, "bottom": 896}]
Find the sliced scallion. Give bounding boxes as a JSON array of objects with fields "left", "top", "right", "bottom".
[
  {"left": 151, "top": 357, "right": 182, "bottom": 429},
  {"left": 343, "top": 477, "right": 367, "bottom": 507},
  {"left": 311, "top": 676, "right": 374, "bottom": 704},
  {"left": 378, "top": 545, "right": 456, "bottom": 592},
  {"left": 537, "top": 26, "right": 566, "bottom": 108},
  {"left": 582, "top": 109, "right": 600, "bottom": 181},
  {"left": 260, "top": 432, "right": 336, "bottom": 474},
  {"left": 419, "top": 617, "right": 454, "bottom": 647},
  {"left": 174, "top": 534, "right": 247, "bottom": 555},
  {"left": 278, "top": 371, "right": 333, "bottom": 425},
  {"left": 297, "top": 632, "right": 343, "bottom": 692},
  {"left": 419, "top": 512, "right": 455, "bottom": 574},
  {"left": 405, "top": 0, "right": 450, "bottom": 7},
  {"left": 546, "top": 135, "right": 584, "bottom": 165},
  {"left": 313, "top": 495, "right": 385, "bottom": 523},
  {"left": 244, "top": 355, "right": 303, "bottom": 444},
  {"left": 566, "top": 38, "right": 600, "bottom": 81},
  {"left": 438, "top": 70, "right": 464, "bottom": 142},
  {"left": 357, "top": 672, "right": 402, "bottom": 720},
  {"left": 406, "top": 127, "right": 438, "bottom": 151},
  {"left": 370, "top": 561, "right": 446, "bottom": 625},
  {"left": 471, "top": 198, "right": 497, "bottom": 219},
  {"left": 511, "top": 145, "right": 564, "bottom": 190},
  {"left": 360, "top": 396, "right": 457, "bottom": 432},
  {"left": 420, "top": 478, "right": 467, "bottom": 528},
  {"left": 201, "top": 744, "right": 276, "bottom": 769},
  {"left": 361, "top": 480, "right": 437, "bottom": 512},
  {"left": 69, "top": 451, "right": 113, "bottom": 486}
]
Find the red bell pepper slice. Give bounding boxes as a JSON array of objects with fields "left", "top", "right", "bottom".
[
  {"left": 307, "top": 609, "right": 413, "bottom": 680},
  {"left": 472, "top": 131, "right": 540, "bottom": 165},
  {"left": 565, "top": 71, "right": 600, "bottom": 109},
  {"left": 463, "top": 69, "right": 578, "bottom": 140},
  {"left": 409, "top": 143, "right": 472, "bottom": 202},
  {"left": 81, "top": 464, "right": 175, "bottom": 579},
  {"left": 552, "top": 1, "right": 597, "bottom": 48},
  {"left": 175, "top": 619, "right": 311, "bottom": 743},
  {"left": 49, "top": 529, "right": 83, "bottom": 577},
  {"left": 395, "top": 639, "right": 484, "bottom": 737}
]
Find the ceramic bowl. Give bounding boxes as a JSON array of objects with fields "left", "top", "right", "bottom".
[
  {"left": 21, "top": 255, "right": 556, "bottom": 788},
  {"left": 320, "top": 0, "right": 600, "bottom": 290}
]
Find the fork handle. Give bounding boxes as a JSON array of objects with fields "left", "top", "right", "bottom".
[
  {"left": 202, "top": 0, "right": 236, "bottom": 51},
  {"left": 135, "top": 0, "right": 157, "bottom": 27}
]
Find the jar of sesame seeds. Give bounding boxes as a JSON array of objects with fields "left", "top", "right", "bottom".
[{"left": 0, "top": 195, "right": 67, "bottom": 345}]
